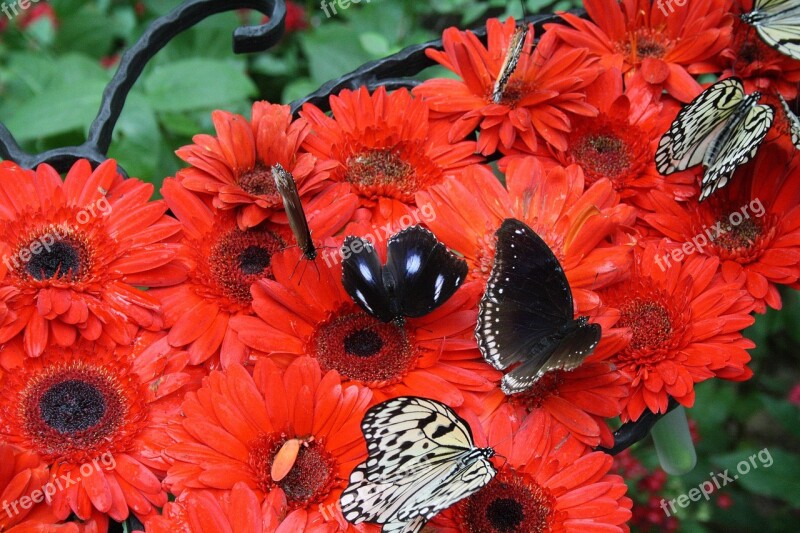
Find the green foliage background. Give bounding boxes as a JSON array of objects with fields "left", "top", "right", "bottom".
[{"left": 0, "top": 1, "right": 798, "bottom": 532}]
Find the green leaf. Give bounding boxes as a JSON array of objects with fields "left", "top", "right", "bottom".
[
  {"left": 359, "top": 32, "right": 390, "bottom": 58},
  {"left": 711, "top": 448, "right": 800, "bottom": 507},
  {"left": 299, "top": 25, "right": 372, "bottom": 86},
  {"left": 54, "top": 5, "right": 116, "bottom": 57},
  {"left": 143, "top": 59, "right": 256, "bottom": 112},
  {"left": 107, "top": 92, "right": 161, "bottom": 181},
  {"left": 3, "top": 78, "right": 107, "bottom": 141},
  {"left": 758, "top": 394, "right": 800, "bottom": 439}
]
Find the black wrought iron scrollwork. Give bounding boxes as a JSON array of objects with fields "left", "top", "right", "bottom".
[
  {"left": 599, "top": 399, "right": 681, "bottom": 456},
  {"left": 0, "top": 0, "right": 286, "bottom": 174}
]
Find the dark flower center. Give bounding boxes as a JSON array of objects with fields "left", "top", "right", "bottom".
[
  {"left": 343, "top": 328, "right": 383, "bottom": 357},
  {"left": 39, "top": 380, "right": 106, "bottom": 434},
  {"left": 455, "top": 468, "right": 555, "bottom": 533},
  {"left": 346, "top": 149, "right": 413, "bottom": 188},
  {"left": 238, "top": 163, "right": 279, "bottom": 199},
  {"left": 310, "top": 308, "right": 417, "bottom": 385},
  {"left": 239, "top": 245, "right": 272, "bottom": 275},
  {"left": 26, "top": 240, "right": 81, "bottom": 280},
  {"left": 568, "top": 117, "right": 648, "bottom": 186},
  {"left": 207, "top": 227, "right": 285, "bottom": 305},
  {"left": 486, "top": 498, "right": 525, "bottom": 532},
  {"left": 251, "top": 434, "right": 337, "bottom": 509},
  {"left": 13, "top": 359, "right": 141, "bottom": 460},
  {"left": 714, "top": 218, "right": 762, "bottom": 251},
  {"left": 618, "top": 298, "right": 672, "bottom": 350}
]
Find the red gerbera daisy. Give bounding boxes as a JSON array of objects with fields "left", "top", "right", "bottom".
[
  {"left": 299, "top": 86, "right": 483, "bottom": 225},
  {"left": 473, "top": 332, "right": 631, "bottom": 450},
  {"left": 644, "top": 143, "right": 800, "bottom": 313},
  {"left": 0, "top": 332, "right": 199, "bottom": 522},
  {"left": 163, "top": 357, "right": 375, "bottom": 531},
  {"left": 516, "top": 69, "right": 695, "bottom": 208},
  {"left": 144, "top": 482, "right": 352, "bottom": 533},
  {"left": 599, "top": 243, "right": 754, "bottom": 421},
  {"left": 176, "top": 102, "right": 337, "bottom": 230},
  {"left": 431, "top": 406, "right": 632, "bottom": 532},
  {"left": 0, "top": 159, "right": 182, "bottom": 357},
  {"left": 551, "top": 0, "right": 733, "bottom": 102},
  {"left": 707, "top": 1, "right": 800, "bottom": 99},
  {"left": 413, "top": 17, "right": 600, "bottom": 155},
  {"left": 229, "top": 248, "right": 498, "bottom": 406},
  {"left": 416, "top": 157, "right": 636, "bottom": 313},
  {"left": 152, "top": 179, "right": 355, "bottom": 367}
]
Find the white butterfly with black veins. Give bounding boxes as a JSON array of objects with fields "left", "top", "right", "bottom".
[
  {"left": 340, "top": 396, "right": 496, "bottom": 533},
  {"left": 777, "top": 93, "right": 800, "bottom": 149},
  {"left": 655, "top": 77, "right": 775, "bottom": 201},
  {"left": 341, "top": 226, "right": 467, "bottom": 323},
  {"left": 476, "top": 218, "right": 601, "bottom": 395},
  {"left": 741, "top": 0, "right": 800, "bottom": 62}
]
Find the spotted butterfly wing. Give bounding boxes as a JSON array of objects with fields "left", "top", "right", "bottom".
[
  {"left": 272, "top": 163, "right": 316, "bottom": 260},
  {"left": 655, "top": 77, "right": 774, "bottom": 200},
  {"left": 340, "top": 396, "right": 496, "bottom": 533},
  {"left": 742, "top": 0, "right": 800, "bottom": 61},
  {"left": 778, "top": 93, "right": 800, "bottom": 149},
  {"left": 341, "top": 226, "right": 468, "bottom": 323},
  {"left": 476, "top": 218, "right": 601, "bottom": 395}
]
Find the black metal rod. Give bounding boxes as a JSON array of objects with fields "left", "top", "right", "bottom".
[{"left": 598, "top": 398, "right": 681, "bottom": 455}]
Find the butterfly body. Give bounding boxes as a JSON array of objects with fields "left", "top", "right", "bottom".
[
  {"left": 341, "top": 226, "right": 468, "bottom": 323},
  {"left": 272, "top": 163, "right": 317, "bottom": 261},
  {"left": 341, "top": 396, "right": 496, "bottom": 533},
  {"left": 655, "top": 77, "right": 774, "bottom": 201},
  {"left": 742, "top": 0, "right": 800, "bottom": 61},
  {"left": 492, "top": 25, "right": 527, "bottom": 104},
  {"left": 476, "top": 219, "right": 601, "bottom": 395}
]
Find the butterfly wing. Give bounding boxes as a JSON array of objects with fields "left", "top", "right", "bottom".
[
  {"left": 502, "top": 319, "right": 601, "bottom": 394},
  {"left": 492, "top": 25, "right": 527, "bottom": 104},
  {"left": 778, "top": 93, "right": 800, "bottom": 149},
  {"left": 342, "top": 237, "right": 394, "bottom": 322},
  {"left": 700, "top": 103, "right": 774, "bottom": 200},
  {"left": 745, "top": 0, "right": 800, "bottom": 61},
  {"left": 656, "top": 78, "right": 745, "bottom": 175},
  {"left": 476, "top": 219, "right": 574, "bottom": 372},
  {"left": 385, "top": 226, "right": 468, "bottom": 319},
  {"left": 340, "top": 397, "right": 495, "bottom": 529},
  {"left": 272, "top": 163, "right": 316, "bottom": 259}
]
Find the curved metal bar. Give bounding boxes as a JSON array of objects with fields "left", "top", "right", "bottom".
[
  {"left": 289, "top": 11, "right": 566, "bottom": 114},
  {"left": 598, "top": 398, "right": 681, "bottom": 455},
  {"left": 0, "top": 0, "right": 285, "bottom": 173}
]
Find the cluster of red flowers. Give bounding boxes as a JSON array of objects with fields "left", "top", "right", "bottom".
[{"left": 1, "top": 1, "right": 799, "bottom": 531}]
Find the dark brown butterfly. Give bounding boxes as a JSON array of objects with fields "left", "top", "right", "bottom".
[
  {"left": 491, "top": 24, "right": 527, "bottom": 104},
  {"left": 272, "top": 163, "right": 316, "bottom": 261},
  {"left": 476, "top": 218, "right": 601, "bottom": 395}
]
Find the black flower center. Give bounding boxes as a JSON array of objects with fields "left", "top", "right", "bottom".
[
  {"left": 26, "top": 240, "right": 81, "bottom": 280},
  {"left": 239, "top": 245, "right": 272, "bottom": 275},
  {"left": 343, "top": 328, "right": 383, "bottom": 357},
  {"left": 486, "top": 498, "right": 525, "bottom": 532},
  {"left": 39, "top": 380, "right": 106, "bottom": 434},
  {"left": 239, "top": 163, "right": 279, "bottom": 198}
]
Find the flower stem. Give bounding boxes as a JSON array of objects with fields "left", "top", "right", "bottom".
[{"left": 651, "top": 406, "right": 696, "bottom": 475}]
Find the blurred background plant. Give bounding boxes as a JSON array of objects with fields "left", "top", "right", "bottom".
[{"left": 0, "top": 1, "right": 798, "bottom": 532}]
